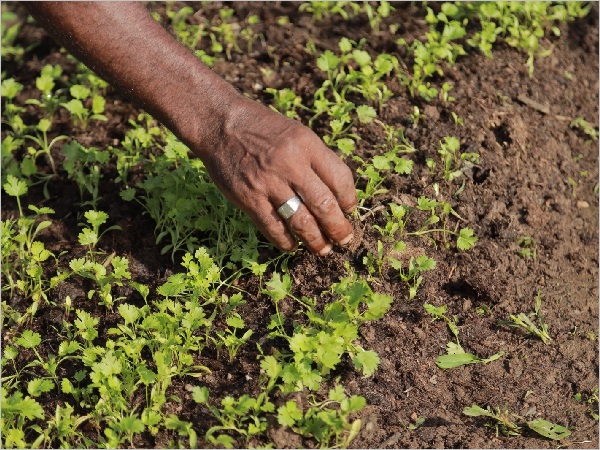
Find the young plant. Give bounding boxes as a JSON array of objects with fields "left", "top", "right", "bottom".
[
  {"left": 61, "top": 141, "right": 110, "bottom": 209},
  {"left": 1, "top": 77, "right": 26, "bottom": 136},
  {"left": 499, "top": 291, "right": 551, "bottom": 344},
  {"left": 436, "top": 136, "right": 479, "bottom": 182},
  {"left": 61, "top": 84, "right": 107, "bottom": 129},
  {"left": 389, "top": 255, "right": 436, "bottom": 300},
  {"left": 277, "top": 385, "right": 365, "bottom": 448},
  {"left": 570, "top": 116, "right": 598, "bottom": 141},
  {"left": 424, "top": 303, "right": 503, "bottom": 369},
  {"left": 516, "top": 236, "right": 537, "bottom": 261},
  {"left": 24, "top": 118, "right": 69, "bottom": 174},
  {"left": 193, "top": 386, "right": 275, "bottom": 448},
  {"left": 2, "top": 175, "right": 56, "bottom": 305},
  {"left": 215, "top": 313, "right": 253, "bottom": 362},
  {"left": 463, "top": 404, "right": 571, "bottom": 440},
  {"left": 25, "top": 64, "right": 66, "bottom": 118}
]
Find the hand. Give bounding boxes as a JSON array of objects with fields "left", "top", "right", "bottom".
[{"left": 198, "top": 96, "right": 357, "bottom": 255}]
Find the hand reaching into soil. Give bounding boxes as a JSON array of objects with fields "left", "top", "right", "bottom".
[{"left": 25, "top": 1, "right": 357, "bottom": 255}]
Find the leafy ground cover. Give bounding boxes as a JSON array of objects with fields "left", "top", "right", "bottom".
[{"left": 1, "top": 1, "right": 598, "bottom": 448}]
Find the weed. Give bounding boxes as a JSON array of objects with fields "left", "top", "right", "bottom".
[
  {"left": 570, "top": 116, "right": 598, "bottom": 141},
  {"left": 424, "top": 303, "right": 503, "bottom": 368},
  {"left": 499, "top": 291, "right": 551, "bottom": 344},
  {"left": 464, "top": 403, "right": 571, "bottom": 440},
  {"left": 516, "top": 236, "right": 537, "bottom": 261}
]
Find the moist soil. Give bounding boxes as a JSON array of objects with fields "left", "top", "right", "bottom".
[{"left": 1, "top": 2, "right": 598, "bottom": 448}]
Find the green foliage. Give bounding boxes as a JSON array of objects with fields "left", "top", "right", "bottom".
[
  {"left": 499, "top": 291, "right": 551, "bottom": 344},
  {"left": 277, "top": 385, "right": 365, "bottom": 448},
  {"left": 570, "top": 116, "right": 598, "bottom": 141},
  {"left": 389, "top": 255, "right": 436, "bottom": 299},
  {"left": 61, "top": 84, "right": 107, "bottom": 129},
  {"left": 62, "top": 141, "right": 110, "bottom": 209},
  {"left": 464, "top": 404, "right": 571, "bottom": 440},
  {"left": 424, "top": 303, "right": 503, "bottom": 369}
]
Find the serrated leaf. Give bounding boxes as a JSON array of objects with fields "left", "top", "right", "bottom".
[
  {"left": 1, "top": 391, "right": 44, "bottom": 420},
  {"left": 263, "top": 272, "right": 292, "bottom": 302},
  {"left": 277, "top": 400, "right": 303, "bottom": 427},
  {"left": 16, "top": 330, "right": 41, "bottom": 349},
  {"left": 27, "top": 378, "right": 54, "bottom": 397},
  {"left": 192, "top": 386, "right": 209, "bottom": 404},
  {"left": 457, "top": 228, "right": 478, "bottom": 250},
  {"left": 3, "top": 174, "right": 28, "bottom": 197},
  {"left": 353, "top": 348, "right": 380, "bottom": 376}
]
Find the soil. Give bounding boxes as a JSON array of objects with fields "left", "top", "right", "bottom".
[{"left": 1, "top": 2, "right": 598, "bottom": 449}]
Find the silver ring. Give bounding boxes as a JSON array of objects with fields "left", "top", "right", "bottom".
[{"left": 277, "top": 195, "right": 302, "bottom": 220}]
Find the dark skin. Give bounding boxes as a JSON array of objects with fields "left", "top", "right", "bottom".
[{"left": 25, "top": 2, "right": 357, "bottom": 255}]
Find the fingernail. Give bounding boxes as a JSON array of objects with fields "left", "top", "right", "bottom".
[
  {"left": 317, "top": 243, "right": 333, "bottom": 256},
  {"left": 339, "top": 233, "right": 354, "bottom": 246}
]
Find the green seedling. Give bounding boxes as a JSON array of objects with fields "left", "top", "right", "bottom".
[
  {"left": 62, "top": 141, "right": 110, "bottom": 209},
  {"left": 24, "top": 118, "right": 69, "bottom": 174},
  {"left": 266, "top": 87, "right": 310, "bottom": 120},
  {"left": 193, "top": 386, "right": 274, "bottom": 448},
  {"left": 389, "top": 255, "right": 436, "bottom": 299},
  {"left": 424, "top": 303, "right": 503, "bottom": 369},
  {"left": 61, "top": 84, "right": 107, "bottom": 129},
  {"left": 499, "top": 291, "right": 551, "bottom": 344},
  {"left": 215, "top": 313, "right": 253, "bottom": 362},
  {"left": 516, "top": 236, "right": 537, "bottom": 261},
  {"left": 463, "top": 404, "right": 571, "bottom": 440},
  {"left": 299, "top": 1, "right": 361, "bottom": 22},
  {"left": 77, "top": 210, "right": 121, "bottom": 258},
  {"left": 436, "top": 136, "right": 479, "bottom": 182},
  {"left": 1, "top": 77, "right": 27, "bottom": 136},
  {"left": 277, "top": 385, "right": 365, "bottom": 448},
  {"left": 2, "top": 175, "right": 57, "bottom": 305},
  {"left": 25, "top": 64, "right": 66, "bottom": 118},
  {"left": 264, "top": 271, "right": 390, "bottom": 388},
  {"left": 574, "top": 388, "right": 599, "bottom": 420},
  {"left": 570, "top": 116, "right": 598, "bottom": 141}
]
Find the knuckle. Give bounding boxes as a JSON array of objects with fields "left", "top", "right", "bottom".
[{"left": 312, "top": 193, "right": 338, "bottom": 217}]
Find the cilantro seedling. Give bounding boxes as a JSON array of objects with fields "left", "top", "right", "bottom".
[
  {"left": 60, "top": 84, "right": 107, "bottom": 129},
  {"left": 389, "top": 255, "right": 436, "bottom": 299},
  {"left": 277, "top": 385, "right": 365, "bottom": 448}
]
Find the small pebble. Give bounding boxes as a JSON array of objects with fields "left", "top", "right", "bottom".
[{"left": 576, "top": 200, "right": 590, "bottom": 208}]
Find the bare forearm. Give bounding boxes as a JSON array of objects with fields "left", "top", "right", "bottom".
[{"left": 25, "top": 1, "right": 240, "bottom": 157}]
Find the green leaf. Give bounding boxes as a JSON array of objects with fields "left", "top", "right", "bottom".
[
  {"left": 527, "top": 419, "right": 571, "bottom": 440},
  {"left": 16, "top": 330, "right": 41, "bottom": 349},
  {"left": 277, "top": 400, "right": 303, "bottom": 427},
  {"left": 317, "top": 50, "right": 339, "bottom": 72},
  {"left": 463, "top": 404, "right": 493, "bottom": 418},
  {"left": 436, "top": 352, "right": 481, "bottom": 369},
  {"left": 457, "top": 228, "right": 478, "bottom": 250},
  {"left": 394, "top": 158, "right": 413, "bottom": 174},
  {"left": 27, "top": 378, "right": 54, "bottom": 397},
  {"left": 353, "top": 348, "right": 380, "bottom": 376},
  {"left": 356, "top": 105, "right": 376, "bottom": 124},
  {"left": 226, "top": 314, "right": 245, "bottom": 329},
  {"left": 260, "top": 355, "right": 282, "bottom": 380},
  {"left": 263, "top": 272, "right": 292, "bottom": 302},
  {"left": 336, "top": 138, "right": 355, "bottom": 156},
  {"left": 1, "top": 78, "right": 24, "bottom": 99},
  {"left": 192, "top": 386, "right": 209, "bottom": 404},
  {"left": 78, "top": 228, "right": 98, "bottom": 247},
  {"left": 1, "top": 391, "right": 44, "bottom": 420},
  {"left": 92, "top": 95, "right": 105, "bottom": 114},
  {"left": 3, "top": 174, "right": 28, "bottom": 197},
  {"left": 70, "top": 84, "right": 90, "bottom": 100}
]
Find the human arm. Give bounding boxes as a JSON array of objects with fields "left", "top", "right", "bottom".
[{"left": 25, "top": 1, "right": 357, "bottom": 255}]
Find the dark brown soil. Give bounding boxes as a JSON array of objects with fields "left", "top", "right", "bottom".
[{"left": 2, "top": 2, "right": 598, "bottom": 449}]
